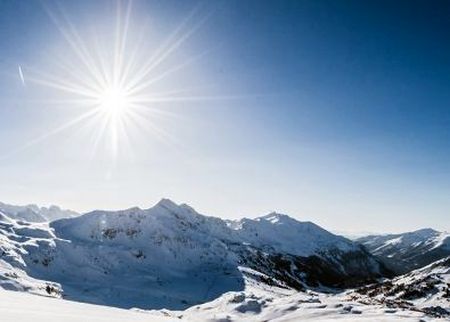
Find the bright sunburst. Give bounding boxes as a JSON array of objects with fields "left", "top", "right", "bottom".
[{"left": 14, "top": 0, "right": 216, "bottom": 163}]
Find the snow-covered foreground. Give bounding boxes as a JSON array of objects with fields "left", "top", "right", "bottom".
[
  {"left": 170, "top": 276, "right": 445, "bottom": 322},
  {"left": 0, "top": 289, "right": 175, "bottom": 322},
  {"left": 1, "top": 256, "right": 447, "bottom": 321},
  {"left": 0, "top": 286, "right": 437, "bottom": 322}
]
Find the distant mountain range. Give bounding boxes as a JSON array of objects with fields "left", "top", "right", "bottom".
[
  {"left": 0, "top": 202, "right": 78, "bottom": 222},
  {"left": 357, "top": 228, "right": 450, "bottom": 274}
]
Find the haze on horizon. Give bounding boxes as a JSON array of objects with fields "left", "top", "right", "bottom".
[{"left": 0, "top": 0, "right": 449, "bottom": 233}]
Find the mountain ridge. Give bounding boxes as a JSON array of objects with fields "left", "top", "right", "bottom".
[
  {"left": 0, "top": 198, "right": 387, "bottom": 310},
  {"left": 357, "top": 228, "right": 450, "bottom": 274}
]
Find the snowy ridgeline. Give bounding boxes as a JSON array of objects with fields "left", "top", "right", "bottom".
[
  {"left": 357, "top": 229, "right": 450, "bottom": 274},
  {"left": 0, "top": 199, "right": 384, "bottom": 308},
  {"left": 0, "top": 198, "right": 449, "bottom": 321}
]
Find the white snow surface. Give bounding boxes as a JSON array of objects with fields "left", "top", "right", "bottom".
[
  {"left": 0, "top": 289, "right": 176, "bottom": 322},
  {"left": 175, "top": 285, "right": 432, "bottom": 321},
  {"left": 0, "top": 282, "right": 438, "bottom": 322}
]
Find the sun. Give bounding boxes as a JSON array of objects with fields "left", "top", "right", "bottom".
[{"left": 97, "top": 86, "right": 130, "bottom": 117}]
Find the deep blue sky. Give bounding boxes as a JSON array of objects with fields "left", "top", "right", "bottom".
[{"left": 0, "top": 0, "right": 449, "bottom": 232}]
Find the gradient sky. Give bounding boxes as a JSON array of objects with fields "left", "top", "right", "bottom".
[{"left": 0, "top": 0, "right": 449, "bottom": 233}]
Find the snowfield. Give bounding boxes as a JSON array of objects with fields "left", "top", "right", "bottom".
[
  {"left": 0, "top": 289, "right": 176, "bottom": 322},
  {"left": 0, "top": 284, "right": 440, "bottom": 322}
]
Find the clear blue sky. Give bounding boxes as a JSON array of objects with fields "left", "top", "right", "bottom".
[{"left": 0, "top": 0, "right": 449, "bottom": 233}]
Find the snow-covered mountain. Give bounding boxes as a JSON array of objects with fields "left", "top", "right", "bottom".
[
  {"left": 230, "top": 213, "right": 359, "bottom": 257},
  {"left": 0, "top": 198, "right": 387, "bottom": 310},
  {"left": 0, "top": 202, "right": 78, "bottom": 222},
  {"left": 357, "top": 228, "right": 450, "bottom": 274},
  {"left": 227, "top": 212, "right": 389, "bottom": 289}
]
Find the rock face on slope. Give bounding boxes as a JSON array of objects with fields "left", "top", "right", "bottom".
[
  {"left": 353, "top": 256, "right": 450, "bottom": 318},
  {"left": 0, "top": 199, "right": 388, "bottom": 309},
  {"left": 357, "top": 229, "right": 450, "bottom": 274}
]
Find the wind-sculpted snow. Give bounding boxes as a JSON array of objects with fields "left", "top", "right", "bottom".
[
  {"left": 358, "top": 229, "right": 450, "bottom": 274},
  {"left": 0, "top": 198, "right": 386, "bottom": 310}
]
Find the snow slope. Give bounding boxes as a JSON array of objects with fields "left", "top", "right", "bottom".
[
  {"left": 357, "top": 229, "right": 450, "bottom": 274},
  {"left": 175, "top": 283, "right": 432, "bottom": 321},
  {"left": 175, "top": 257, "right": 449, "bottom": 321},
  {"left": 353, "top": 256, "right": 450, "bottom": 318},
  {"left": 0, "top": 282, "right": 436, "bottom": 322},
  {"left": 0, "top": 289, "right": 175, "bottom": 322},
  {"left": 0, "top": 214, "right": 61, "bottom": 296}
]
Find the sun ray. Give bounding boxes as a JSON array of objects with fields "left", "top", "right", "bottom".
[
  {"left": 22, "top": 62, "right": 102, "bottom": 98},
  {"left": 128, "top": 102, "right": 185, "bottom": 120},
  {"left": 119, "top": 17, "right": 150, "bottom": 88},
  {"left": 52, "top": 58, "right": 105, "bottom": 94},
  {"left": 128, "top": 94, "right": 249, "bottom": 104},
  {"left": 56, "top": 2, "right": 109, "bottom": 88},
  {"left": 88, "top": 114, "right": 111, "bottom": 162},
  {"left": 124, "top": 5, "right": 210, "bottom": 92},
  {"left": 43, "top": 3, "right": 107, "bottom": 89},
  {"left": 24, "top": 73, "right": 98, "bottom": 99},
  {"left": 126, "top": 108, "right": 181, "bottom": 148},
  {"left": 113, "top": 0, "right": 132, "bottom": 88},
  {"left": 0, "top": 108, "right": 100, "bottom": 160},
  {"left": 126, "top": 47, "right": 216, "bottom": 96}
]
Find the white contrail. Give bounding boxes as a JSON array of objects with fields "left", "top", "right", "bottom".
[{"left": 18, "top": 65, "right": 26, "bottom": 86}]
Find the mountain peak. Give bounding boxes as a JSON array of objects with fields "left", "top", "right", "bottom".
[
  {"left": 257, "top": 212, "right": 293, "bottom": 224},
  {"left": 410, "top": 228, "right": 438, "bottom": 236},
  {"left": 153, "top": 198, "right": 179, "bottom": 210}
]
